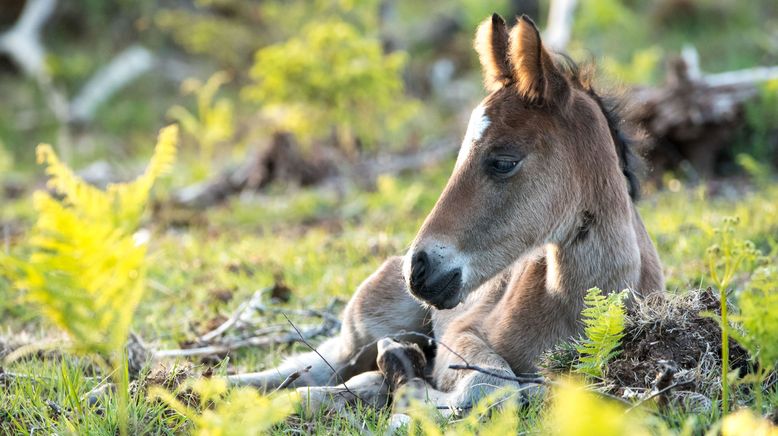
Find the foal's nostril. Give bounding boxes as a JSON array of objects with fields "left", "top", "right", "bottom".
[{"left": 410, "top": 251, "right": 429, "bottom": 285}]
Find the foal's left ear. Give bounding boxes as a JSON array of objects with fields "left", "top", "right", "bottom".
[
  {"left": 509, "top": 15, "right": 570, "bottom": 105},
  {"left": 474, "top": 13, "right": 512, "bottom": 92}
]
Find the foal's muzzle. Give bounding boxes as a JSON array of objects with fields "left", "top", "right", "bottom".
[{"left": 408, "top": 250, "right": 462, "bottom": 310}]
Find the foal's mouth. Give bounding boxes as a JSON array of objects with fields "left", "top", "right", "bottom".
[{"left": 409, "top": 268, "right": 463, "bottom": 310}]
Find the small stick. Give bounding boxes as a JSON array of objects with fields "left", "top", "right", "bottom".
[
  {"left": 625, "top": 381, "right": 694, "bottom": 413},
  {"left": 273, "top": 366, "right": 312, "bottom": 392},
  {"left": 198, "top": 301, "right": 251, "bottom": 343},
  {"left": 281, "top": 313, "right": 363, "bottom": 402},
  {"left": 154, "top": 324, "right": 331, "bottom": 359},
  {"left": 448, "top": 364, "right": 546, "bottom": 384}
]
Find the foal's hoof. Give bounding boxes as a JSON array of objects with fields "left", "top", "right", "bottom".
[
  {"left": 376, "top": 337, "right": 427, "bottom": 391},
  {"left": 387, "top": 413, "right": 412, "bottom": 434}
]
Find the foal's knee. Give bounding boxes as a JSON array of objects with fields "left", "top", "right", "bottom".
[{"left": 340, "top": 256, "right": 429, "bottom": 349}]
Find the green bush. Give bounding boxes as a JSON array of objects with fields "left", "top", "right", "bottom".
[{"left": 243, "top": 18, "right": 417, "bottom": 152}]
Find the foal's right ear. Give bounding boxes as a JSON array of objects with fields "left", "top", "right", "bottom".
[
  {"left": 474, "top": 13, "right": 512, "bottom": 92},
  {"left": 508, "top": 15, "right": 570, "bottom": 105}
]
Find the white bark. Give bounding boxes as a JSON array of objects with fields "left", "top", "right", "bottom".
[
  {"left": 69, "top": 45, "right": 155, "bottom": 123},
  {"left": 0, "top": 0, "right": 57, "bottom": 79},
  {"left": 703, "top": 65, "right": 778, "bottom": 88},
  {"left": 544, "top": 0, "right": 578, "bottom": 51}
]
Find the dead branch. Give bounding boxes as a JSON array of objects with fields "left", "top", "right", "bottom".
[
  {"left": 281, "top": 312, "right": 364, "bottom": 403},
  {"left": 448, "top": 364, "right": 547, "bottom": 385},
  {"left": 0, "top": 0, "right": 56, "bottom": 79},
  {"left": 625, "top": 381, "right": 694, "bottom": 413},
  {"left": 0, "top": 0, "right": 154, "bottom": 161},
  {"left": 448, "top": 362, "right": 633, "bottom": 407},
  {"left": 196, "top": 300, "right": 253, "bottom": 343},
  {"left": 171, "top": 135, "right": 458, "bottom": 209},
  {"left": 69, "top": 46, "right": 155, "bottom": 123},
  {"left": 350, "top": 140, "right": 456, "bottom": 184},
  {"left": 0, "top": 369, "right": 53, "bottom": 383},
  {"left": 703, "top": 65, "right": 778, "bottom": 88},
  {"left": 544, "top": 0, "right": 578, "bottom": 51},
  {"left": 153, "top": 321, "right": 334, "bottom": 359},
  {"left": 649, "top": 360, "right": 678, "bottom": 409},
  {"left": 628, "top": 52, "right": 778, "bottom": 178},
  {"left": 152, "top": 288, "right": 341, "bottom": 360}
]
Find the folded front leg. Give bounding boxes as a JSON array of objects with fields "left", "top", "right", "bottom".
[
  {"left": 431, "top": 330, "right": 545, "bottom": 412},
  {"left": 295, "top": 370, "right": 391, "bottom": 416}
]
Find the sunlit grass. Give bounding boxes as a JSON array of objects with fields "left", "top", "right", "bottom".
[{"left": 2, "top": 159, "right": 777, "bottom": 433}]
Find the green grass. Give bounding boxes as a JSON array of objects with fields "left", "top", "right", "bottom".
[{"left": 2, "top": 158, "right": 777, "bottom": 434}]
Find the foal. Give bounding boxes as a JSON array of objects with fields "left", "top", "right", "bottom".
[{"left": 229, "top": 14, "right": 664, "bottom": 410}]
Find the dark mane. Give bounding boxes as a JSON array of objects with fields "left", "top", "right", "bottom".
[{"left": 553, "top": 54, "right": 642, "bottom": 201}]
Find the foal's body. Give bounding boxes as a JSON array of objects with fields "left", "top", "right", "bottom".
[{"left": 229, "top": 15, "right": 664, "bottom": 409}]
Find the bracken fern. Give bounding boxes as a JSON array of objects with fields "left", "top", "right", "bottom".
[
  {"left": 5, "top": 125, "right": 178, "bottom": 354},
  {"left": 0, "top": 125, "right": 178, "bottom": 435},
  {"left": 148, "top": 377, "right": 295, "bottom": 436},
  {"left": 575, "top": 288, "right": 628, "bottom": 379}
]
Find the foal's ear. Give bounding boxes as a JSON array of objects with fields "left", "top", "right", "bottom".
[
  {"left": 508, "top": 15, "right": 569, "bottom": 104},
  {"left": 474, "top": 13, "right": 512, "bottom": 92}
]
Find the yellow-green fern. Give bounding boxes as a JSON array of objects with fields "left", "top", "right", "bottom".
[
  {"left": 148, "top": 377, "right": 295, "bottom": 436},
  {"left": 1, "top": 125, "right": 177, "bottom": 435},
  {"left": 575, "top": 288, "right": 628, "bottom": 379},
  {"left": 4, "top": 126, "right": 178, "bottom": 355}
]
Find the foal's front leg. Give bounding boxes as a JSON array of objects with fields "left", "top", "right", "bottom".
[
  {"left": 383, "top": 329, "right": 536, "bottom": 426},
  {"left": 227, "top": 256, "right": 430, "bottom": 391},
  {"left": 430, "top": 329, "right": 538, "bottom": 410}
]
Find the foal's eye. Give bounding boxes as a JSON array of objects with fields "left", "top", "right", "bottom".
[{"left": 490, "top": 159, "right": 520, "bottom": 175}]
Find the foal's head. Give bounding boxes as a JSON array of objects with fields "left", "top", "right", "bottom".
[{"left": 404, "top": 14, "right": 640, "bottom": 309}]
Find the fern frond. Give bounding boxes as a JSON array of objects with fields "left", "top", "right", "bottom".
[
  {"left": 5, "top": 126, "right": 178, "bottom": 356},
  {"left": 574, "top": 288, "right": 628, "bottom": 379},
  {"left": 110, "top": 125, "right": 179, "bottom": 229},
  {"left": 36, "top": 144, "right": 109, "bottom": 219}
]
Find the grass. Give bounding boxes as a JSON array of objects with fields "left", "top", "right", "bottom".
[{"left": 2, "top": 157, "right": 777, "bottom": 433}]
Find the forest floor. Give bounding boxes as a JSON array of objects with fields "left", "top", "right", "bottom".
[{"left": 1, "top": 162, "right": 777, "bottom": 434}]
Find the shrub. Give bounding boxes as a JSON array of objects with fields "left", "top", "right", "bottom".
[{"left": 243, "top": 18, "right": 417, "bottom": 152}]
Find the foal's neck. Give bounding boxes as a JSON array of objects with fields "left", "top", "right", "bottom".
[{"left": 544, "top": 202, "right": 642, "bottom": 299}]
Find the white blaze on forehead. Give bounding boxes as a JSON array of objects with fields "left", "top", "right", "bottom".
[{"left": 455, "top": 104, "right": 490, "bottom": 169}]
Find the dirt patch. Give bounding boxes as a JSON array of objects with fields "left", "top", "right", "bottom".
[{"left": 608, "top": 289, "right": 749, "bottom": 397}]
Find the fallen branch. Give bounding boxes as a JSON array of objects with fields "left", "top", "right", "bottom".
[
  {"left": 69, "top": 45, "right": 155, "bottom": 123},
  {"left": 628, "top": 49, "right": 778, "bottom": 178},
  {"left": 153, "top": 321, "right": 334, "bottom": 359},
  {"left": 171, "top": 135, "right": 458, "bottom": 209},
  {"left": 0, "top": 0, "right": 56, "bottom": 79},
  {"left": 448, "top": 364, "right": 546, "bottom": 385},
  {"left": 153, "top": 287, "right": 341, "bottom": 360},
  {"left": 0, "top": 0, "right": 155, "bottom": 161},
  {"left": 703, "top": 65, "right": 778, "bottom": 88},
  {"left": 196, "top": 300, "right": 254, "bottom": 343},
  {"left": 0, "top": 369, "right": 53, "bottom": 383}
]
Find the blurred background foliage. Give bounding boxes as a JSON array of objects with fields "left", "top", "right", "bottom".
[{"left": 1, "top": 0, "right": 776, "bottom": 179}]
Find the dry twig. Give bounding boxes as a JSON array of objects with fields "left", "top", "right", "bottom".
[{"left": 273, "top": 365, "right": 312, "bottom": 392}]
